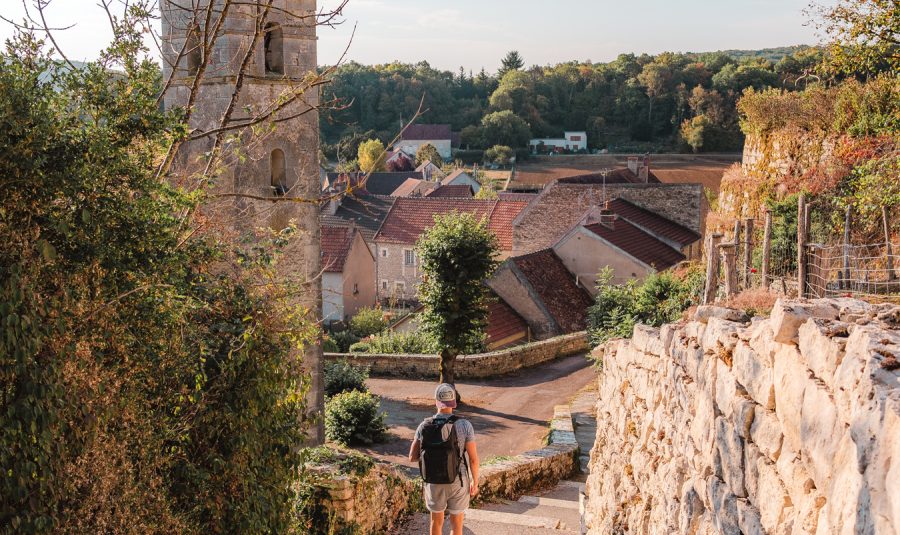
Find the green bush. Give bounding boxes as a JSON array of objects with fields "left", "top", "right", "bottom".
[
  {"left": 362, "top": 330, "right": 439, "bottom": 354},
  {"left": 349, "top": 307, "right": 387, "bottom": 338},
  {"left": 322, "top": 337, "right": 340, "bottom": 353},
  {"left": 588, "top": 266, "right": 704, "bottom": 345},
  {"left": 331, "top": 330, "right": 361, "bottom": 353},
  {"left": 348, "top": 341, "right": 371, "bottom": 353},
  {"left": 324, "top": 391, "right": 388, "bottom": 446},
  {"left": 324, "top": 359, "right": 370, "bottom": 397}
]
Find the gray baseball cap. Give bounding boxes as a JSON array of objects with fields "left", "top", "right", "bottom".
[{"left": 434, "top": 383, "right": 457, "bottom": 409}]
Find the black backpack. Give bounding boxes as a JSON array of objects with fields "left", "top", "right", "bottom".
[{"left": 418, "top": 415, "right": 467, "bottom": 485}]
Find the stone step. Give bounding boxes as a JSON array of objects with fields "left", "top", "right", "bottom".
[
  {"left": 466, "top": 508, "right": 569, "bottom": 529},
  {"left": 480, "top": 500, "right": 581, "bottom": 531},
  {"left": 398, "top": 513, "right": 577, "bottom": 534},
  {"left": 519, "top": 495, "right": 580, "bottom": 510}
]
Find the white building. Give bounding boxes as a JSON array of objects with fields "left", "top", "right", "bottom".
[
  {"left": 529, "top": 131, "right": 588, "bottom": 153},
  {"left": 396, "top": 124, "right": 453, "bottom": 161}
]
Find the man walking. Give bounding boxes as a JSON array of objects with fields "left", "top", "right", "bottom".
[{"left": 409, "top": 383, "right": 480, "bottom": 535}]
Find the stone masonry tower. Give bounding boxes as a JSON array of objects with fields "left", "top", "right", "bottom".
[{"left": 160, "top": 0, "right": 324, "bottom": 443}]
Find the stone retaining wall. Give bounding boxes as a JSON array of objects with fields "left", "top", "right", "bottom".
[
  {"left": 584, "top": 298, "right": 900, "bottom": 534},
  {"left": 477, "top": 404, "right": 579, "bottom": 502},
  {"left": 324, "top": 332, "right": 588, "bottom": 379}
]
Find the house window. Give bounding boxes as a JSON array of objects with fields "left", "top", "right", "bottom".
[
  {"left": 395, "top": 282, "right": 406, "bottom": 294},
  {"left": 570, "top": 135, "right": 582, "bottom": 141},
  {"left": 352, "top": 283, "right": 359, "bottom": 295},
  {"left": 264, "top": 23, "right": 284, "bottom": 75},
  {"left": 381, "top": 280, "right": 388, "bottom": 291},
  {"left": 271, "top": 149, "right": 286, "bottom": 195},
  {"left": 404, "top": 249, "right": 415, "bottom": 266},
  {"left": 185, "top": 25, "right": 202, "bottom": 75},
  {"left": 381, "top": 249, "right": 388, "bottom": 258}
]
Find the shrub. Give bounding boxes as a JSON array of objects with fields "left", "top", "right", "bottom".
[
  {"left": 322, "top": 337, "right": 340, "bottom": 353},
  {"left": 588, "top": 266, "right": 704, "bottom": 345},
  {"left": 331, "top": 330, "right": 361, "bottom": 353},
  {"left": 324, "top": 391, "right": 388, "bottom": 446},
  {"left": 365, "top": 330, "right": 439, "bottom": 354},
  {"left": 348, "top": 341, "right": 371, "bottom": 353},
  {"left": 324, "top": 359, "right": 370, "bottom": 397},
  {"left": 349, "top": 307, "right": 387, "bottom": 338}
]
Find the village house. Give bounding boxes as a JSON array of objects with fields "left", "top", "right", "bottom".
[
  {"left": 487, "top": 248, "right": 594, "bottom": 339},
  {"left": 323, "top": 171, "right": 424, "bottom": 196},
  {"left": 395, "top": 124, "right": 453, "bottom": 161},
  {"left": 440, "top": 169, "right": 481, "bottom": 193},
  {"left": 529, "top": 131, "right": 588, "bottom": 153},
  {"left": 321, "top": 225, "right": 376, "bottom": 324},
  {"left": 320, "top": 193, "right": 395, "bottom": 256},
  {"left": 372, "top": 197, "right": 529, "bottom": 303},
  {"left": 390, "top": 178, "right": 438, "bottom": 197},
  {"left": 426, "top": 184, "right": 474, "bottom": 198},
  {"left": 415, "top": 159, "right": 444, "bottom": 181}
]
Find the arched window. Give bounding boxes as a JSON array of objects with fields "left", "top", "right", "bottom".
[
  {"left": 271, "top": 149, "right": 287, "bottom": 195},
  {"left": 185, "top": 25, "right": 202, "bottom": 75},
  {"left": 264, "top": 23, "right": 284, "bottom": 75}
]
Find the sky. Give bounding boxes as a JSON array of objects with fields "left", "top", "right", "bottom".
[{"left": 0, "top": 0, "right": 828, "bottom": 73}]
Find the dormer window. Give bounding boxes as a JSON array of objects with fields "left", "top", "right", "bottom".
[
  {"left": 264, "top": 23, "right": 284, "bottom": 75},
  {"left": 271, "top": 149, "right": 286, "bottom": 195}
]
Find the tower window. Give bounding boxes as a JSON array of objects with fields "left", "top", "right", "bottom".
[
  {"left": 185, "top": 25, "right": 202, "bottom": 75},
  {"left": 271, "top": 149, "right": 287, "bottom": 195},
  {"left": 264, "top": 23, "right": 284, "bottom": 75}
]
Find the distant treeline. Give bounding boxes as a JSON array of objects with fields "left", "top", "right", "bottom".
[{"left": 319, "top": 46, "right": 824, "bottom": 159}]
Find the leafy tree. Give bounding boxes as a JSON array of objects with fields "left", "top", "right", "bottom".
[
  {"left": 481, "top": 110, "right": 532, "bottom": 148},
  {"left": 349, "top": 306, "right": 387, "bottom": 338},
  {"left": 0, "top": 29, "right": 315, "bottom": 533},
  {"left": 415, "top": 143, "right": 444, "bottom": 166},
  {"left": 417, "top": 213, "right": 499, "bottom": 387},
  {"left": 358, "top": 139, "right": 387, "bottom": 173},
  {"left": 484, "top": 145, "right": 514, "bottom": 165},
  {"left": 499, "top": 50, "right": 525, "bottom": 77},
  {"left": 810, "top": 0, "right": 900, "bottom": 76},
  {"left": 459, "top": 125, "right": 484, "bottom": 149}
]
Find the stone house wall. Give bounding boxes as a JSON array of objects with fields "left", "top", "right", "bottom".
[
  {"left": 374, "top": 241, "right": 420, "bottom": 303},
  {"left": 584, "top": 299, "right": 900, "bottom": 534},
  {"left": 553, "top": 226, "right": 651, "bottom": 292},
  {"left": 340, "top": 231, "right": 376, "bottom": 319},
  {"left": 487, "top": 263, "right": 559, "bottom": 339},
  {"left": 396, "top": 139, "right": 452, "bottom": 161},
  {"left": 324, "top": 332, "right": 589, "bottom": 379}
]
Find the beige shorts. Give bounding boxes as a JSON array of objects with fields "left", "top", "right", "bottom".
[{"left": 424, "top": 478, "right": 470, "bottom": 515}]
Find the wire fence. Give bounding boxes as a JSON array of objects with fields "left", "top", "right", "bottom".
[{"left": 703, "top": 198, "right": 899, "bottom": 304}]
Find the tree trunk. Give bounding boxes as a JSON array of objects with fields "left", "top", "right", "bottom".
[{"left": 439, "top": 347, "right": 459, "bottom": 388}]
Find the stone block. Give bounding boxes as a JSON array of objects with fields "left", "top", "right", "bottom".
[
  {"left": 715, "top": 416, "right": 746, "bottom": 498},
  {"left": 773, "top": 344, "right": 810, "bottom": 453},
  {"left": 715, "top": 359, "right": 742, "bottom": 419},
  {"left": 702, "top": 317, "right": 743, "bottom": 357},
  {"left": 736, "top": 498, "right": 764, "bottom": 535},
  {"left": 744, "top": 442, "right": 761, "bottom": 506},
  {"left": 756, "top": 458, "right": 791, "bottom": 533},
  {"left": 632, "top": 324, "right": 669, "bottom": 357},
  {"left": 750, "top": 408, "right": 784, "bottom": 462},
  {"left": 694, "top": 305, "right": 750, "bottom": 324},
  {"left": 732, "top": 398, "right": 755, "bottom": 440},
  {"left": 733, "top": 341, "right": 775, "bottom": 410},
  {"left": 798, "top": 317, "right": 849, "bottom": 386},
  {"left": 769, "top": 299, "right": 840, "bottom": 345},
  {"left": 708, "top": 477, "right": 741, "bottom": 535},
  {"left": 799, "top": 377, "right": 842, "bottom": 490}
]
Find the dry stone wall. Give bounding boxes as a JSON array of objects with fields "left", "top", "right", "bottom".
[{"left": 585, "top": 298, "right": 900, "bottom": 534}]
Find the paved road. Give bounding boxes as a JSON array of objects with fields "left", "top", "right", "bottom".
[{"left": 356, "top": 354, "right": 597, "bottom": 467}]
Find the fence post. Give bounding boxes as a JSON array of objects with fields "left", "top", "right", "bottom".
[
  {"left": 797, "top": 194, "right": 808, "bottom": 298},
  {"left": 842, "top": 206, "right": 851, "bottom": 289},
  {"left": 808, "top": 245, "right": 826, "bottom": 298},
  {"left": 703, "top": 232, "right": 723, "bottom": 305},
  {"left": 721, "top": 243, "right": 738, "bottom": 298},
  {"left": 761, "top": 210, "right": 772, "bottom": 289},
  {"left": 885, "top": 206, "right": 896, "bottom": 281},
  {"left": 743, "top": 218, "right": 754, "bottom": 289}
]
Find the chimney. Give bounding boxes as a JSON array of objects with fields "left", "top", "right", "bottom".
[
  {"left": 598, "top": 200, "right": 616, "bottom": 229},
  {"left": 627, "top": 156, "right": 639, "bottom": 175},
  {"left": 639, "top": 152, "right": 650, "bottom": 182}
]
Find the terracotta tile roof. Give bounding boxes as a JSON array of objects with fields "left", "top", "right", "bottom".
[
  {"left": 497, "top": 192, "right": 538, "bottom": 202},
  {"left": 557, "top": 167, "right": 661, "bottom": 184},
  {"left": 608, "top": 198, "right": 700, "bottom": 247},
  {"left": 391, "top": 178, "right": 439, "bottom": 197},
  {"left": 401, "top": 124, "right": 452, "bottom": 141},
  {"left": 374, "top": 198, "right": 495, "bottom": 245},
  {"left": 321, "top": 226, "right": 354, "bottom": 273},
  {"left": 511, "top": 249, "right": 593, "bottom": 333},
  {"left": 440, "top": 169, "right": 473, "bottom": 185},
  {"left": 583, "top": 218, "right": 686, "bottom": 270},
  {"left": 324, "top": 172, "right": 424, "bottom": 196},
  {"left": 320, "top": 194, "right": 395, "bottom": 242},
  {"left": 488, "top": 200, "right": 529, "bottom": 251},
  {"left": 426, "top": 185, "right": 474, "bottom": 198},
  {"left": 486, "top": 292, "right": 529, "bottom": 349}
]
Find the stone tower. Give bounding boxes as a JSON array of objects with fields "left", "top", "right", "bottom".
[{"left": 161, "top": 0, "right": 324, "bottom": 443}]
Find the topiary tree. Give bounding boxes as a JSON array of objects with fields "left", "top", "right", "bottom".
[
  {"left": 358, "top": 139, "right": 387, "bottom": 173},
  {"left": 417, "top": 213, "right": 499, "bottom": 388},
  {"left": 484, "top": 145, "right": 514, "bottom": 166},
  {"left": 415, "top": 143, "right": 443, "bottom": 167}
]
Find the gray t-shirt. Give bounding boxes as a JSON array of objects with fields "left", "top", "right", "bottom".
[{"left": 415, "top": 415, "right": 475, "bottom": 483}]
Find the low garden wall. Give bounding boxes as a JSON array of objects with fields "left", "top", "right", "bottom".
[{"left": 324, "top": 332, "right": 589, "bottom": 379}]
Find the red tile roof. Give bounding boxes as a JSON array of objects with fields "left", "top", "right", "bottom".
[
  {"left": 321, "top": 226, "right": 355, "bottom": 273},
  {"left": 391, "top": 178, "right": 438, "bottom": 197},
  {"left": 583, "top": 218, "right": 686, "bottom": 270},
  {"left": 488, "top": 200, "right": 529, "bottom": 251},
  {"left": 511, "top": 249, "right": 593, "bottom": 333},
  {"left": 374, "top": 198, "right": 495, "bottom": 245},
  {"left": 608, "top": 198, "right": 700, "bottom": 247},
  {"left": 426, "top": 185, "right": 474, "bottom": 198},
  {"left": 401, "top": 124, "right": 452, "bottom": 141},
  {"left": 486, "top": 292, "right": 529, "bottom": 349},
  {"left": 497, "top": 192, "right": 539, "bottom": 202},
  {"left": 374, "top": 198, "right": 528, "bottom": 251},
  {"left": 557, "top": 167, "right": 661, "bottom": 184}
]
